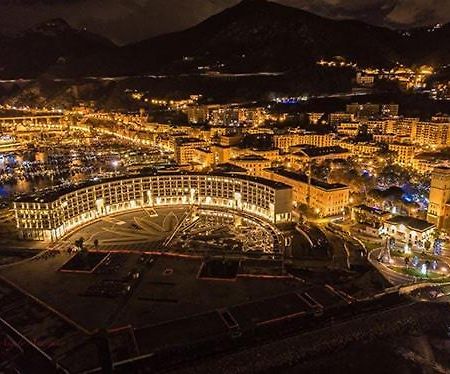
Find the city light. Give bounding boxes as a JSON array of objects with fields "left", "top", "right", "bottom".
[{"left": 0, "top": 3, "right": 450, "bottom": 370}]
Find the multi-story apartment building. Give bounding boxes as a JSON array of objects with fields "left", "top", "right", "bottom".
[
  {"left": 211, "top": 144, "right": 232, "bottom": 164},
  {"left": 337, "top": 122, "right": 360, "bottom": 137},
  {"left": 411, "top": 121, "right": 450, "bottom": 147},
  {"left": 337, "top": 141, "right": 381, "bottom": 156},
  {"left": 229, "top": 155, "right": 272, "bottom": 176},
  {"left": 186, "top": 105, "right": 209, "bottom": 124},
  {"left": 329, "top": 112, "right": 355, "bottom": 126},
  {"left": 219, "top": 134, "right": 242, "bottom": 147},
  {"left": 365, "top": 119, "right": 389, "bottom": 134},
  {"left": 273, "top": 132, "right": 337, "bottom": 153},
  {"left": 381, "top": 104, "right": 399, "bottom": 117},
  {"left": 388, "top": 143, "right": 416, "bottom": 166},
  {"left": 239, "top": 107, "right": 267, "bottom": 126},
  {"left": 388, "top": 118, "right": 418, "bottom": 137},
  {"left": 192, "top": 148, "right": 214, "bottom": 169},
  {"left": 14, "top": 173, "right": 293, "bottom": 241},
  {"left": 262, "top": 168, "right": 350, "bottom": 217},
  {"left": 346, "top": 103, "right": 380, "bottom": 118},
  {"left": 174, "top": 137, "right": 207, "bottom": 164},
  {"left": 308, "top": 112, "right": 325, "bottom": 125},
  {"left": 209, "top": 107, "right": 266, "bottom": 127},
  {"left": 273, "top": 133, "right": 303, "bottom": 153},
  {"left": 373, "top": 134, "right": 410, "bottom": 144}
]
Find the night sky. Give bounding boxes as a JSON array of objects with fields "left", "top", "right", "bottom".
[{"left": 0, "top": 0, "right": 448, "bottom": 45}]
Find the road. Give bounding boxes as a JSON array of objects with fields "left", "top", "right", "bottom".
[
  {"left": 368, "top": 248, "right": 416, "bottom": 286},
  {"left": 317, "top": 224, "right": 366, "bottom": 270}
]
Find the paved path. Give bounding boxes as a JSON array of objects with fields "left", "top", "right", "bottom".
[{"left": 368, "top": 248, "right": 416, "bottom": 286}]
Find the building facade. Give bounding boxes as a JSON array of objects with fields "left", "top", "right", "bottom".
[
  {"left": 14, "top": 173, "right": 293, "bottom": 241},
  {"left": 174, "top": 137, "right": 206, "bottom": 164},
  {"left": 388, "top": 143, "right": 416, "bottom": 166},
  {"left": 262, "top": 168, "right": 350, "bottom": 217},
  {"left": 427, "top": 167, "right": 450, "bottom": 230},
  {"left": 383, "top": 215, "right": 435, "bottom": 248},
  {"left": 412, "top": 122, "right": 450, "bottom": 147}
]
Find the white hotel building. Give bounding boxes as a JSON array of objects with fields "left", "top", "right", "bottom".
[{"left": 14, "top": 172, "right": 293, "bottom": 241}]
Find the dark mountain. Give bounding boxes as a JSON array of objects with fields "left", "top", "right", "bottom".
[
  {"left": 1, "top": 0, "right": 449, "bottom": 82},
  {"left": 404, "top": 23, "right": 450, "bottom": 66},
  {"left": 60, "top": 0, "right": 450, "bottom": 79},
  {"left": 0, "top": 19, "right": 115, "bottom": 79},
  {"left": 64, "top": 0, "right": 406, "bottom": 77}
]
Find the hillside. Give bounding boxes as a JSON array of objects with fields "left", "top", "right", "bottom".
[
  {"left": 0, "top": 19, "right": 115, "bottom": 79},
  {"left": 63, "top": 0, "right": 407, "bottom": 77}
]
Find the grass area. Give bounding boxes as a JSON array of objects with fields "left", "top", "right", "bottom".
[
  {"left": 390, "top": 250, "right": 439, "bottom": 262},
  {"left": 389, "top": 265, "right": 447, "bottom": 280},
  {"left": 361, "top": 241, "right": 381, "bottom": 251}
]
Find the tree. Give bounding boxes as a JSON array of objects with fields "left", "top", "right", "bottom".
[
  {"left": 75, "top": 237, "right": 85, "bottom": 251},
  {"left": 433, "top": 238, "right": 443, "bottom": 256},
  {"left": 432, "top": 229, "right": 441, "bottom": 240}
]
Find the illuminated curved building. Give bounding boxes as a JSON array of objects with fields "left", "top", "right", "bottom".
[
  {"left": 14, "top": 173, "right": 292, "bottom": 241},
  {"left": 0, "top": 135, "right": 23, "bottom": 153}
]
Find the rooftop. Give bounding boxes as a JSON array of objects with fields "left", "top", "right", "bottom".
[
  {"left": 293, "top": 146, "right": 350, "bottom": 158},
  {"left": 388, "top": 142, "right": 415, "bottom": 147},
  {"left": 265, "top": 168, "right": 348, "bottom": 191},
  {"left": 175, "top": 137, "right": 205, "bottom": 145},
  {"left": 385, "top": 215, "right": 435, "bottom": 232},
  {"left": 15, "top": 171, "right": 291, "bottom": 204},
  {"left": 233, "top": 155, "right": 269, "bottom": 161},
  {"left": 353, "top": 204, "right": 391, "bottom": 217},
  {"left": 213, "top": 163, "right": 248, "bottom": 173}
]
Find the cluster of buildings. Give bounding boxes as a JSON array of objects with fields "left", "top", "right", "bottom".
[
  {"left": 355, "top": 65, "right": 434, "bottom": 90},
  {"left": 305, "top": 105, "right": 450, "bottom": 172},
  {"left": 430, "top": 81, "right": 450, "bottom": 101},
  {"left": 351, "top": 165, "right": 450, "bottom": 244},
  {"left": 8, "top": 98, "right": 450, "bottom": 245},
  {"left": 70, "top": 102, "right": 450, "bottom": 225},
  {"left": 186, "top": 105, "right": 267, "bottom": 127},
  {"left": 352, "top": 204, "right": 436, "bottom": 249}
]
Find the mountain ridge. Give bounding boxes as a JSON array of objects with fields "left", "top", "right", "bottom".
[
  {"left": 1, "top": 0, "right": 449, "bottom": 79},
  {"left": 0, "top": 18, "right": 115, "bottom": 79}
]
